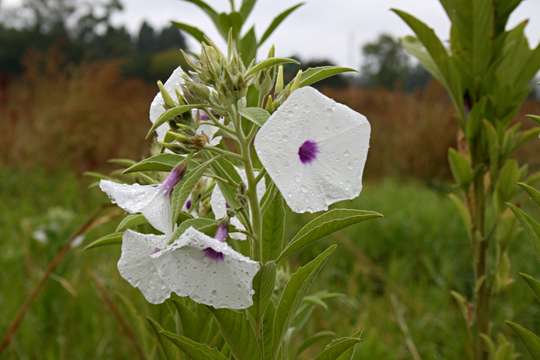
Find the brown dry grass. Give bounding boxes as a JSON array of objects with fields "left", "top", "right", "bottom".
[{"left": 0, "top": 49, "right": 154, "bottom": 171}]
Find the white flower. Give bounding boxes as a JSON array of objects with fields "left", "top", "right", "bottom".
[
  {"left": 254, "top": 86, "right": 370, "bottom": 213},
  {"left": 153, "top": 226, "right": 260, "bottom": 309},
  {"left": 210, "top": 168, "right": 266, "bottom": 240},
  {"left": 99, "top": 165, "right": 186, "bottom": 235},
  {"left": 117, "top": 230, "right": 172, "bottom": 304},
  {"left": 149, "top": 67, "right": 184, "bottom": 142}
]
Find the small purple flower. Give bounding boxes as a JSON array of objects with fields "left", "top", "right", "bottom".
[
  {"left": 198, "top": 110, "right": 209, "bottom": 121},
  {"left": 298, "top": 140, "right": 319, "bottom": 164},
  {"left": 161, "top": 164, "right": 187, "bottom": 196},
  {"left": 185, "top": 199, "right": 192, "bottom": 210}
]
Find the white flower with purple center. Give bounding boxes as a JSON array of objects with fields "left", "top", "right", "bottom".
[
  {"left": 254, "top": 86, "right": 371, "bottom": 213},
  {"left": 210, "top": 168, "right": 266, "bottom": 240},
  {"left": 99, "top": 164, "right": 186, "bottom": 235}
]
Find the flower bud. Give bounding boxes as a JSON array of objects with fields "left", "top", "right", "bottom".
[{"left": 161, "top": 163, "right": 187, "bottom": 196}]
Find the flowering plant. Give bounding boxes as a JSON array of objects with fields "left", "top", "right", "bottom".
[
  {"left": 87, "top": 0, "right": 381, "bottom": 358},
  {"left": 394, "top": 2, "right": 540, "bottom": 358}
]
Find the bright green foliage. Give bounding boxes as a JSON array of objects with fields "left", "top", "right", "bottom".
[{"left": 394, "top": 1, "right": 540, "bottom": 359}]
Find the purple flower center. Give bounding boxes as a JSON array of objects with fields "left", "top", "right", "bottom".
[
  {"left": 203, "top": 248, "right": 224, "bottom": 261},
  {"left": 185, "top": 199, "right": 192, "bottom": 210},
  {"left": 298, "top": 140, "right": 319, "bottom": 164},
  {"left": 161, "top": 164, "right": 186, "bottom": 196}
]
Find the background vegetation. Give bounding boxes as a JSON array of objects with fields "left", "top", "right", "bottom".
[{"left": 1, "top": 0, "right": 539, "bottom": 358}]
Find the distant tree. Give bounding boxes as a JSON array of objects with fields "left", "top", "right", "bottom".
[
  {"left": 360, "top": 33, "right": 430, "bottom": 91},
  {"left": 156, "top": 24, "right": 187, "bottom": 52}
]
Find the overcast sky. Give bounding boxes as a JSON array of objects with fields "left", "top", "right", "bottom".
[{"left": 4, "top": 0, "right": 540, "bottom": 68}]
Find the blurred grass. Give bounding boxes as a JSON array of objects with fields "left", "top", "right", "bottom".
[{"left": 2, "top": 170, "right": 539, "bottom": 358}]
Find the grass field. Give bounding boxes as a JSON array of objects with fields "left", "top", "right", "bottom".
[{"left": 1, "top": 168, "right": 539, "bottom": 359}]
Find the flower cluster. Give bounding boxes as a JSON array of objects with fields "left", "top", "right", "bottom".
[{"left": 98, "top": 46, "right": 371, "bottom": 309}]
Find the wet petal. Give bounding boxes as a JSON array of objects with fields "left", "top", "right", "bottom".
[
  {"left": 254, "top": 86, "right": 370, "bottom": 213},
  {"left": 99, "top": 180, "right": 172, "bottom": 234},
  {"left": 153, "top": 227, "right": 260, "bottom": 309},
  {"left": 149, "top": 67, "right": 185, "bottom": 142},
  {"left": 117, "top": 230, "right": 171, "bottom": 304}
]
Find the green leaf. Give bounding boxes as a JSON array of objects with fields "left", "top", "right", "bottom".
[
  {"left": 392, "top": 8, "right": 464, "bottom": 112},
  {"left": 506, "top": 321, "right": 540, "bottom": 358},
  {"left": 160, "top": 330, "right": 227, "bottom": 360},
  {"left": 123, "top": 153, "right": 185, "bottom": 174},
  {"left": 472, "top": 0, "right": 494, "bottom": 77},
  {"left": 171, "top": 217, "right": 217, "bottom": 240},
  {"left": 401, "top": 36, "right": 445, "bottom": 83},
  {"left": 258, "top": 3, "right": 305, "bottom": 46},
  {"left": 171, "top": 157, "right": 219, "bottom": 225},
  {"left": 146, "top": 317, "right": 173, "bottom": 360},
  {"left": 239, "top": 0, "right": 257, "bottom": 20},
  {"left": 315, "top": 337, "right": 362, "bottom": 360},
  {"left": 528, "top": 114, "right": 540, "bottom": 125},
  {"left": 239, "top": 26, "right": 257, "bottom": 65},
  {"left": 296, "top": 331, "right": 336, "bottom": 358},
  {"left": 496, "top": 160, "right": 520, "bottom": 202},
  {"left": 448, "top": 148, "right": 473, "bottom": 187},
  {"left": 251, "top": 261, "right": 276, "bottom": 320},
  {"left": 239, "top": 107, "right": 270, "bottom": 128},
  {"left": 84, "top": 232, "right": 122, "bottom": 251},
  {"left": 519, "top": 183, "right": 540, "bottom": 208},
  {"left": 171, "top": 298, "right": 213, "bottom": 340},
  {"left": 181, "top": 0, "right": 218, "bottom": 20},
  {"left": 299, "top": 66, "right": 356, "bottom": 87},
  {"left": 146, "top": 104, "right": 202, "bottom": 139},
  {"left": 508, "top": 203, "right": 540, "bottom": 251},
  {"left": 273, "top": 245, "right": 336, "bottom": 355},
  {"left": 172, "top": 21, "right": 210, "bottom": 43},
  {"left": 277, "top": 209, "right": 382, "bottom": 262},
  {"left": 448, "top": 194, "right": 472, "bottom": 239},
  {"left": 115, "top": 214, "right": 147, "bottom": 232},
  {"left": 211, "top": 309, "right": 260, "bottom": 359},
  {"left": 262, "top": 192, "right": 285, "bottom": 261},
  {"left": 520, "top": 273, "right": 540, "bottom": 303},
  {"left": 246, "top": 57, "right": 299, "bottom": 78}
]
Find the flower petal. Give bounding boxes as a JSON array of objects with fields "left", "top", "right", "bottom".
[
  {"left": 254, "top": 86, "right": 370, "bottom": 213},
  {"left": 149, "top": 67, "right": 185, "bottom": 142},
  {"left": 153, "top": 227, "right": 260, "bottom": 309},
  {"left": 99, "top": 180, "right": 172, "bottom": 234},
  {"left": 118, "top": 230, "right": 171, "bottom": 304}
]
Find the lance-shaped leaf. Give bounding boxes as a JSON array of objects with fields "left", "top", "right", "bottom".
[
  {"left": 277, "top": 209, "right": 382, "bottom": 262},
  {"left": 146, "top": 104, "right": 202, "bottom": 139},
  {"left": 172, "top": 21, "right": 210, "bottom": 43},
  {"left": 239, "top": 0, "right": 257, "bottom": 20},
  {"left": 520, "top": 273, "right": 540, "bottom": 303},
  {"left": 123, "top": 154, "right": 185, "bottom": 174},
  {"left": 251, "top": 261, "right": 276, "bottom": 320},
  {"left": 508, "top": 203, "right": 540, "bottom": 251},
  {"left": 115, "top": 214, "right": 147, "bottom": 232},
  {"left": 262, "top": 192, "right": 285, "bottom": 261},
  {"left": 160, "top": 330, "right": 227, "bottom": 360},
  {"left": 239, "top": 107, "right": 270, "bottom": 127},
  {"left": 506, "top": 321, "right": 540, "bottom": 358},
  {"left": 146, "top": 317, "right": 174, "bottom": 359},
  {"left": 314, "top": 336, "right": 362, "bottom": 360},
  {"left": 171, "top": 298, "right": 213, "bottom": 341},
  {"left": 448, "top": 148, "right": 473, "bottom": 188},
  {"left": 240, "top": 26, "right": 257, "bottom": 65},
  {"left": 259, "top": 3, "right": 304, "bottom": 46},
  {"left": 296, "top": 331, "right": 336, "bottom": 358},
  {"left": 84, "top": 232, "right": 122, "bottom": 251},
  {"left": 519, "top": 183, "right": 540, "bottom": 208},
  {"left": 211, "top": 309, "right": 260, "bottom": 360},
  {"left": 246, "top": 57, "right": 299, "bottom": 78},
  {"left": 171, "top": 156, "right": 219, "bottom": 224},
  {"left": 299, "top": 66, "right": 356, "bottom": 88},
  {"left": 273, "top": 245, "right": 336, "bottom": 355},
  {"left": 171, "top": 217, "right": 218, "bottom": 239}
]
